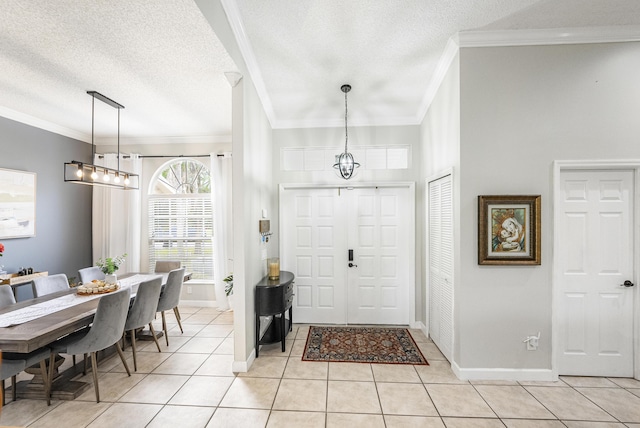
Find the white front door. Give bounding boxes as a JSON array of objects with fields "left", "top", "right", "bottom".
[
  {"left": 281, "top": 185, "right": 414, "bottom": 325},
  {"left": 557, "top": 169, "right": 635, "bottom": 376}
]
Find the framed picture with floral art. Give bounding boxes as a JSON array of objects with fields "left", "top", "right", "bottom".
[{"left": 478, "top": 195, "right": 541, "bottom": 265}]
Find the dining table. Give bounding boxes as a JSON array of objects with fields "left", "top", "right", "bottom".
[{"left": 0, "top": 271, "right": 191, "bottom": 400}]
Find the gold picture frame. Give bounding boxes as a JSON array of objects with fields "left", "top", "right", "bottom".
[{"left": 478, "top": 195, "right": 541, "bottom": 265}]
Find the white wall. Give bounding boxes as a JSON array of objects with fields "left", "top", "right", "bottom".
[{"left": 456, "top": 42, "right": 640, "bottom": 373}]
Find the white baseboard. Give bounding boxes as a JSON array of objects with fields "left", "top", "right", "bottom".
[
  {"left": 179, "top": 299, "right": 218, "bottom": 308},
  {"left": 232, "top": 349, "right": 256, "bottom": 373},
  {"left": 452, "top": 361, "right": 557, "bottom": 382},
  {"left": 410, "top": 320, "right": 424, "bottom": 330}
]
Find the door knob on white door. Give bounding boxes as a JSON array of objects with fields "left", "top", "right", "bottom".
[
  {"left": 348, "top": 263, "right": 358, "bottom": 268},
  {"left": 620, "top": 280, "right": 635, "bottom": 287}
]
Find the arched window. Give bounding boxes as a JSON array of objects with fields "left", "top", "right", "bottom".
[{"left": 148, "top": 159, "right": 213, "bottom": 280}]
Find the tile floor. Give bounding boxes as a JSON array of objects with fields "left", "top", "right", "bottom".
[{"left": 2, "top": 306, "right": 640, "bottom": 427}]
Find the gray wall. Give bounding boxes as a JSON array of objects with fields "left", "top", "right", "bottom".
[
  {"left": 0, "top": 116, "right": 92, "bottom": 299},
  {"left": 457, "top": 42, "right": 640, "bottom": 371}
]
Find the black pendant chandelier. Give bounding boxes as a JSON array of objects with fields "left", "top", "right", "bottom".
[
  {"left": 64, "top": 91, "right": 139, "bottom": 190},
  {"left": 333, "top": 84, "right": 360, "bottom": 180}
]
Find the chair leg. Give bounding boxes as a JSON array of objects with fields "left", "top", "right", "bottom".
[
  {"left": 39, "top": 359, "right": 50, "bottom": 406},
  {"left": 48, "top": 351, "right": 56, "bottom": 404},
  {"left": 2, "top": 379, "right": 5, "bottom": 405},
  {"left": 90, "top": 352, "right": 100, "bottom": 403},
  {"left": 72, "top": 355, "right": 76, "bottom": 366},
  {"left": 161, "top": 311, "right": 169, "bottom": 346},
  {"left": 11, "top": 375, "right": 17, "bottom": 402},
  {"left": 83, "top": 353, "right": 88, "bottom": 376},
  {"left": 173, "top": 307, "right": 184, "bottom": 334},
  {"left": 115, "top": 342, "right": 131, "bottom": 377},
  {"left": 149, "top": 323, "right": 162, "bottom": 353},
  {"left": 130, "top": 330, "right": 138, "bottom": 372}
]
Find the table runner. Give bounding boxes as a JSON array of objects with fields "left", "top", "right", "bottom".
[{"left": 0, "top": 274, "right": 160, "bottom": 328}]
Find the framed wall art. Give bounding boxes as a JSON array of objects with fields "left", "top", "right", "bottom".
[
  {"left": 478, "top": 195, "right": 540, "bottom": 265},
  {"left": 0, "top": 167, "right": 36, "bottom": 239}
]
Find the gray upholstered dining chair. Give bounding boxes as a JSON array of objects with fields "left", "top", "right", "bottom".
[
  {"left": 32, "top": 273, "right": 69, "bottom": 297},
  {"left": 2, "top": 347, "right": 51, "bottom": 406},
  {"left": 49, "top": 287, "right": 132, "bottom": 403},
  {"left": 124, "top": 277, "right": 163, "bottom": 371},
  {"left": 78, "top": 266, "right": 104, "bottom": 284},
  {"left": 0, "top": 285, "right": 16, "bottom": 308},
  {"left": 154, "top": 261, "right": 181, "bottom": 273},
  {"left": 156, "top": 267, "right": 185, "bottom": 346}
]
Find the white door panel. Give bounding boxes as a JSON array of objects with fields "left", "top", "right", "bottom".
[{"left": 558, "top": 169, "right": 635, "bottom": 376}]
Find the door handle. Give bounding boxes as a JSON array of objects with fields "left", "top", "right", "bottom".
[
  {"left": 348, "top": 262, "right": 358, "bottom": 268},
  {"left": 620, "top": 280, "right": 635, "bottom": 288}
]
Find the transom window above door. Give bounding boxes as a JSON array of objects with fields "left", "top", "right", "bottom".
[{"left": 148, "top": 159, "right": 213, "bottom": 280}]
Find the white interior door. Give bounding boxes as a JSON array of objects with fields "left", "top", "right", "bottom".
[
  {"left": 281, "top": 185, "right": 414, "bottom": 325},
  {"left": 557, "top": 169, "right": 635, "bottom": 376},
  {"left": 281, "top": 188, "right": 347, "bottom": 323},
  {"left": 428, "top": 175, "right": 453, "bottom": 361},
  {"left": 346, "top": 187, "right": 412, "bottom": 325}
]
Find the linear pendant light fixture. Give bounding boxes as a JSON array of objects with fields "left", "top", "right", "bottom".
[
  {"left": 64, "top": 91, "right": 139, "bottom": 190},
  {"left": 333, "top": 84, "right": 360, "bottom": 180}
]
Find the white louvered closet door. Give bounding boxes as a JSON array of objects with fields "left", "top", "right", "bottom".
[{"left": 428, "top": 175, "right": 453, "bottom": 361}]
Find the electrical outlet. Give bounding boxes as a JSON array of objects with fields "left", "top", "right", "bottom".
[{"left": 187, "top": 286, "right": 192, "bottom": 294}]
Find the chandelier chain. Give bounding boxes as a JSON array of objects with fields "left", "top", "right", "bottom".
[{"left": 344, "top": 87, "right": 348, "bottom": 153}]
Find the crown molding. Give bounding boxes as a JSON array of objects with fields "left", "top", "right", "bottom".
[
  {"left": 220, "top": 0, "right": 276, "bottom": 126},
  {"left": 94, "top": 135, "right": 232, "bottom": 146},
  {"left": 272, "top": 115, "right": 421, "bottom": 130},
  {"left": 459, "top": 25, "right": 640, "bottom": 47},
  {"left": 0, "top": 106, "right": 89, "bottom": 142}
]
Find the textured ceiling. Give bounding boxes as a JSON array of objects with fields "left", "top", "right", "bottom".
[{"left": 0, "top": 0, "right": 639, "bottom": 143}]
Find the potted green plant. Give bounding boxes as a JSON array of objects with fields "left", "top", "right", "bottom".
[
  {"left": 96, "top": 253, "right": 127, "bottom": 284},
  {"left": 223, "top": 273, "right": 233, "bottom": 310}
]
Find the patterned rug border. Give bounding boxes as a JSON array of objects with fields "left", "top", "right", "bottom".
[{"left": 302, "top": 325, "right": 429, "bottom": 365}]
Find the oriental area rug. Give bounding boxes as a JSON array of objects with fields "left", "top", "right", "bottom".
[{"left": 302, "top": 326, "right": 428, "bottom": 365}]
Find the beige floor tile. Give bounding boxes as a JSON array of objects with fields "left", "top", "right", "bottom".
[
  {"left": 518, "top": 380, "right": 568, "bottom": 387},
  {"left": 416, "top": 342, "right": 446, "bottom": 361},
  {"left": 327, "top": 380, "right": 381, "bottom": 414},
  {"left": 562, "top": 422, "right": 626, "bottom": 427},
  {"left": 85, "top": 402, "right": 162, "bottom": 428},
  {"left": 377, "top": 382, "right": 438, "bottom": 416},
  {"left": 283, "top": 358, "right": 328, "bottom": 380},
  {"left": 408, "top": 329, "right": 430, "bottom": 343},
  {"left": 154, "top": 335, "right": 191, "bottom": 353},
  {"left": 272, "top": 379, "right": 327, "bottom": 411},
  {"left": 577, "top": 387, "right": 640, "bottom": 422},
  {"left": 326, "top": 412, "right": 386, "bottom": 428},
  {"left": 214, "top": 337, "right": 234, "bottom": 354},
  {"left": 211, "top": 314, "right": 234, "bottom": 325},
  {"left": 441, "top": 417, "right": 505, "bottom": 428},
  {"left": 294, "top": 325, "right": 310, "bottom": 340},
  {"left": 196, "top": 324, "right": 234, "bottom": 338},
  {"left": 328, "top": 362, "right": 374, "bottom": 381},
  {"left": 118, "top": 373, "right": 189, "bottom": 404},
  {"left": 267, "top": 410, "right": 326, "bottom": 428},
  {"left": 167, "top": 322, "right": 206, "bottom": 337},
  {"left": 26, "top": 400, "right": 109, "bottom": 428},
  {"left": 194, "top": 354, "right": 237, "bottom": 377},
  {"left": 415, "top": 360, "right": 468, "bottom": 384},
  {"left": 607, "top": 377, "right": 640, "bottom": 388},
  {"left": 240, "top": 356, "right": 288, "bottom": 378},
  {"left": 207, "top": 408, "right": 270, "bottom": 428},
  {"left": 0, "top": 399, "right": 62, "bottom": 427},
  {"left": 471, "top": 380, "right": 520, "bottom": 386},
  {"left": 111, "top": 350, "right": 171, "bottom": 374},
  {"left": 525, "top": 386, "right": 616, "bottom": 421},
  {"left": 630, "top": 389, "right": 640, "bottom": 398},
  {"left": 384, "top": 415, "right": 445, "bottom": 427},
  {"left": 151, "top": 352, "right": 208, "bottom": 375},
  {"left": 259, "top": 340, "right": 293, "bottom": 357},
  {"left": 371, "top": 364, "right": 421, "bottom": 383},
  {"left": 475, "top": 385, "right": 555, "bottom": 419},
  {"left": 147, "top": 405, "right": 215, "bottom": 428},
  {"left": 426, "top": 384, "right": 496, "bottom": 418},
  {"left": 168, "top": 375, "right": 234, "bottom": 406},
  {"left": 560, "top": 376, "right": 618, "bottom": 388},
  {"left": 290, "top": 339, "right": 308, "bottom": 357},
  {"left": 75, "top": 372, "right": 146, "bottom": 402},
  {"left": 175, "top": 337, "right": 225, "bottom": 353},
  {"left": 502, "top": 420, "right": 565, "bottom": 428},
  {"left": 183, "top": 313, "right": 219, "bottom": 324},
  {"left": 219, "top": 377, "right": 281, "bottom": 409}
]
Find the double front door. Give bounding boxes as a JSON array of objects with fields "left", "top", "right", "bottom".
[{"left": 280, "top": 186, "right": 413, "bottom": 325}]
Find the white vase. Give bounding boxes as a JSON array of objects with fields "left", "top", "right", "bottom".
[
  {"left": 227, "top": 294, "right": 234, "bottom": 311},
  {"left": 105, "top": 273, "right": 117, "bottom": 284}
]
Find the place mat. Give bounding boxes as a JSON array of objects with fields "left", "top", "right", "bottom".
[{"left": 302, "top": 325, "right": 428, "bottom": 365}]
